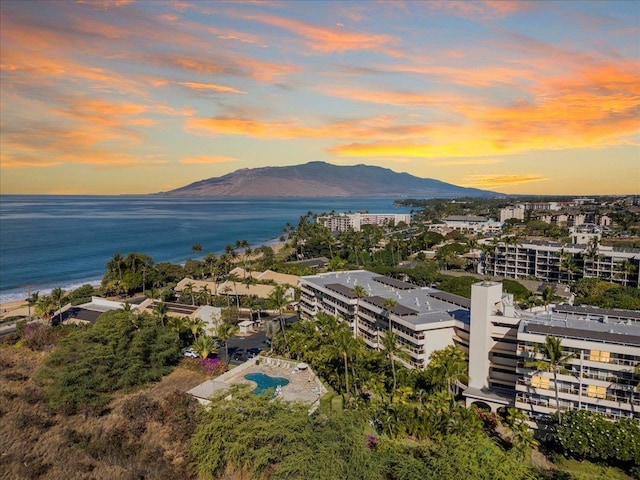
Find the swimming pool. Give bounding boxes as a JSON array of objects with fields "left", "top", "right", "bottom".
[{"left": 244, "top": 372, "right": 289, "bottom": 396}]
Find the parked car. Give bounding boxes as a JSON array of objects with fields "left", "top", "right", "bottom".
[
  {"left": 182, "top": 348, "right": 199, "bottom": 359},
  {"left": 232, "top": 352, "right": 248, "bottom": 362},
  {"left": 247, "top": 347, "right": 261, "bottom": 356}
]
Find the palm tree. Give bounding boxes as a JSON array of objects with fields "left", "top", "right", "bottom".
[
  {"left": 168, "top": 315, "right": 189, "bottom": 341},
  {"left": 35, "top": 295, "right": 54, "bottom": 324},
  {"left": 615, "top": 259, "right": 637, "bottom": 287},
  {"left": 559, "top": 249, "right": 581, "bottom": 284},
  {"left": 268, "top": 284, "right": 293, "bottom": 351},
  {"left": 223, "top": 244, "right": 237, "bottom": 272},
  {"left": 235, "top": 239, "right": 251, "bottom": 275},
  {"left": 188, "top": 317, "right": 207, "bottom": 340},
  {"left": 107, "top": 253, "right": 124, "bottom": 281},
  {"left": 525, "top": 335, "right": 575, "bottom": 420},
  {"left": 504, "top": 407, "right": 538, "bottom": 460},
  {"left": 329, "top": 326, "right": 358, "bottom": 396},
  {"left": 243, "top": 294, "right": 261, "bottom": 324},
  {"left": 351, "top": 285, "right": 367, "bottom": 338},
  {"left": 382, "top": 330, "right": 402, "bottom": 395},
  {"left": 154, "top": 301, "right": 168, "bottom": 327},
  {"left": 216, "top": 322, "right": 239, "bottom": 363},
  {"left": 26, "top": 290, "right": 39, "bottom": 321},
  {"left": 582, "top": 237, "right": 600, "bottom": 277},
  {"left": 182, "top": 282, "right": 196, "bottom": 306},
  {"left": 50, "top": 287, "right": 65, "bottom": 324},
  {"left": 199, "top": 284, "right": 212, "bottom": 306},
  {"left": 193, "top": 335, "right": 216, "bottom": 359},
  {"left": 426, "top": 345, "right": 469, "bottom": 396},
  {"left": 382, "top": 297, "right": 398, "bottom": 331},
  {"left": 541, "top": 284, "right": 555, "bottom": 312},
  {"left": 467, "top": 237, "right": 479, "bottom": 273},
  {"left": 204, "top": 253, "right": 218, "bottom": 279},
  {"left": 226, "top": 272, "right": 241, "bottom": 309},
  {"left": 191, "top": 242, "right": 203, "bottom": 257}
]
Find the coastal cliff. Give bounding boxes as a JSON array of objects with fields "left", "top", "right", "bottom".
[{"left": 162, "top": 162, "right": 497, "bottom": 198}]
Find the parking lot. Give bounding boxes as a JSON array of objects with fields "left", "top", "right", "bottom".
[{"left": 221, "top": 329, "right": 270, "bottom": 365}]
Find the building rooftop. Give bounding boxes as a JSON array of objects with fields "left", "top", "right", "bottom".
[
  {"left": 302, "top": 270, "right": 470, "bottom": 327},
  {"left": 519, "top": 310, "right": 640, "bottom": 347}
]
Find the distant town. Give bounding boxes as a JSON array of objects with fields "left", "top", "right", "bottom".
[{"left": 2, "top": 195, "right": 638, "bottom": 479}]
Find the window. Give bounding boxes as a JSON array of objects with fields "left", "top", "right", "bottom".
[
  {"left": 532, "top": 375, "right": 549, "bottom": 388},
  {"left": 586, "top": 385, "right": 606, "bottom": 399},
  {"left": 590, "top": 350, "right": 610, "bottom": 363}
]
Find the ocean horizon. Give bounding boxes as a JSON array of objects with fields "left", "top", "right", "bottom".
[{"left": 0, "top": 195, "right": 413, "bottom": 303}]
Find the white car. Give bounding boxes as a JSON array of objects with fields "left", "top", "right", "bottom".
[{"left": 182, "top": 348, "right": 199, "bottom": 358}]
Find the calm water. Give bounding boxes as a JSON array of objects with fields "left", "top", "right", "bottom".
[
  {"left": 244, "top": 372, "right": 289, "bottom": 396},
  {"left": 0, "top": 195, "right": 412, "bottom": 302}
]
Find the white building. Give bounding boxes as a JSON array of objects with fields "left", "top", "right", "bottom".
[
  {"left": 299, "top": 270, "right": 640, "bottom": 422},
  {"left": 500, "top": 205, "right": 526, "bottom": 222},
  {"left": 464, "top": 281, "right": 640, "bottom": 421},
  {"left": 441, "top": 215, "right": 503, "bottom": 234},
  {"left": 318, "top": 213, "right": 411, "bottom": 232},
  {"left": 479, "top": 239, "right": 639, "bottom": 288},
  {"left": 299, "top": 270, "right": 470, "bottom": 368}
]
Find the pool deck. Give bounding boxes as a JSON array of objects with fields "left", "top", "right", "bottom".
[{"left": 188, "top": 356, "right": 327, "bottom": 408}]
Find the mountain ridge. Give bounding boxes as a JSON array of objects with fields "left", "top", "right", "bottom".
[{"left": 162, "top": 161, "right": 499, "bottom": 198}]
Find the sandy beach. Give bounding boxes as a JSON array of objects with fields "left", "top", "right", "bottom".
[
  {"left": 0, "top": 299, "right": 30, "bottom": 321},
  {"left": 0, "top": 241, "right": 290, "bottom": 321}
]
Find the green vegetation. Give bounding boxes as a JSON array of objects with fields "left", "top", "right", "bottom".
[
  {"left": 552, "top": 410, "right": 640, "bottom": 470},
  {"left": 573, "top": 278, "right": 640, "bottom": 309},
  {"left": 37, "top": 309, "right": 181, "bottom": 415},
  {"left": 189, "top": 387, "right": 532, "bottom": 480}
]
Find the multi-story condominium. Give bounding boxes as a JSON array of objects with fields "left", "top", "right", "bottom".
[
  {"left": 299, "top": 271, "right": 640, "bottom": 421},
  {"left": 441, "top": 215, "right": 503, "bottom": 235},
  {"left": 479, "top": 239, "right": 639, "bottom": 288},
  {"left": 464, "top": 281, "right": 640, "bottom": 422},
  {"left": 317, "top": 213, "right": 411, "bottom": 232},
  {"left": 298, "top": 270, "right": 470, "bottom": 367},
  {"left": 500, "top": 205, "right": 526, "bottom": 222}
]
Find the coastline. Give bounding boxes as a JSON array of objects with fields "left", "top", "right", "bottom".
[{"left": 0, "top": 240, "right": 289, "bottom": 307}]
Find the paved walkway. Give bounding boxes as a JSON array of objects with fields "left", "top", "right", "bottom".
[{"left": 188, "top": 356, "right": 327, "bottom": 408}]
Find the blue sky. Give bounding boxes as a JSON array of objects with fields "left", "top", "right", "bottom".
[{"left": 1, "top": 0, "right": 638, "bottom": 195}]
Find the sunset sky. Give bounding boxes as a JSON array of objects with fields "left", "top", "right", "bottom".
[{"left": 1, "top": 0, "right": 638, "bottom": 195}]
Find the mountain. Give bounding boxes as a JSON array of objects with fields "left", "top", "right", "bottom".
[{"left": 162, "top": 161, "right": 498, "bottom": 197}]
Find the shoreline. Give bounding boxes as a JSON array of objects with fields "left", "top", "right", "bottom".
[{"left": 0, "top": 240, "right": 289, "bottom": 307}]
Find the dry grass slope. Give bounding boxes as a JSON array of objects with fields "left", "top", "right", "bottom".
[{"left": 0, "top": 346, "right": 207, "bottom": 480}]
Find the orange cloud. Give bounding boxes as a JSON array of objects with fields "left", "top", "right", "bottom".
[
  {"left": 329, "top": 59, "right": 639, "bottom": 159},
  {"left": 177, "top": 81, "right": 246, "bottom": 94},
  {"left": 427, "top": 1, "right": 528, "bottom": 19},
  {"left": 237, "top": 11, "right": 402, "bottom": 56},
  {"left": 179, "top": 155, "right": 238, "bottom": 164},
  {"left": 459, "top": 174, "right": 548, "bottom": 188},
  {"left": 432, "top": 159, "right": 502, "bottom": 166}
]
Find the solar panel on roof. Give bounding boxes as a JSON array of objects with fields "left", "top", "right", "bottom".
[
  {"left": 427, "top": 291, "right": 471, "bottom": 309},
  {"left": 365, "top": 295, "right": 418, "bottom": 316},
  {"left": 526, "top": 323, "right": 640, "bottom": 346},
  {"left": 325, "top": 283, "right": 357, "bottom": 298},
  {"left": 554, "top": 304, "right": 640, "bottom": 320},
  {"left": 372, "top": 276, "right": 416, "bottom": 290}
]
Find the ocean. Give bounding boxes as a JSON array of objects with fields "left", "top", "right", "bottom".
[{"left": 0, "top": 195, "right": 412, "bottom": 303}]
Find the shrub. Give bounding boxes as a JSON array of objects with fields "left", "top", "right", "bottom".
[{"left": 551, "top": 410, "right": 640, "bottom": 469}]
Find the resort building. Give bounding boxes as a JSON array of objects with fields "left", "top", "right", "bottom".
[
  {"left": 299, "top": 270, "right": 640, "bottom": 421},
  {"left": 500, "top": 205, "right": 526, "bottom": 222},
  {"left": 440, "top": 215, "right": 503, "bottom": 235},
  {"left": 478, "top": 239, "right": 639, "bottom": 288},
  {"left": 298, "top": 270, "right": 470, "bottom": 368},
  {"left": 465, "top": 281, "right": 640, "bottom": 421},
  {"left": 317, "top": 212, "right": 411, "bottom": 232}
]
